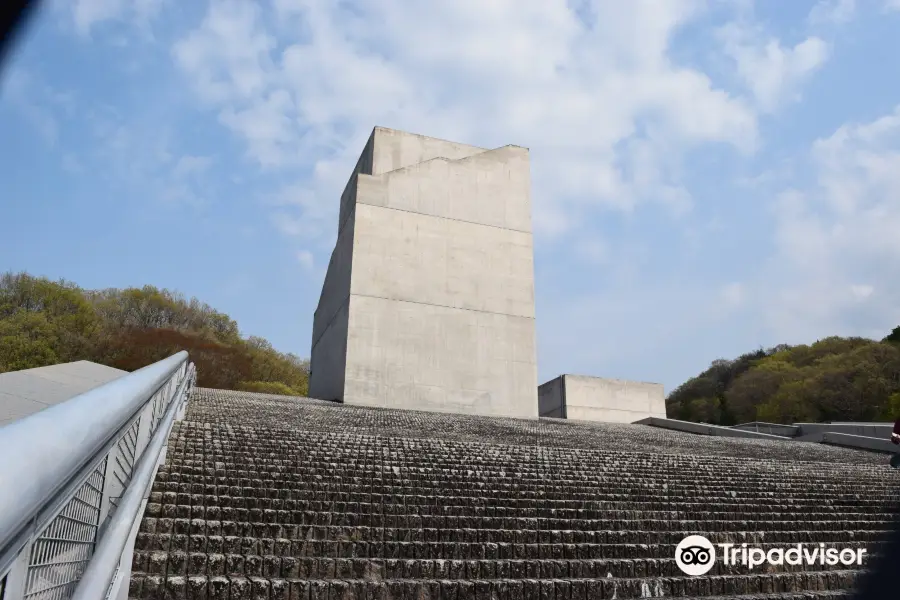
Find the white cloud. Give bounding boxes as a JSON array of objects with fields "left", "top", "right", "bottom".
[
  {"left": 760, "top": 105, "right": 900, "bottom": 341},
  {"left": 886, "top": 0, "right": 900, "bottom": 12},
  {"left": 296, "top": 250, "right": 314, "bottom": 271},
  {"left": 720, "top": 282, "right": 745, "bottom": 308},
  {"left": 4, "top": 69, "right": 60, "bottom": 146},
  {"left": 62, "top": 155, "right": 84, "bottom": 174},
  {"left": 172, "top": 0, "right": 761, "bottom": 254},
  {"left": 173, "top": 155, "right": 213, "bottom": 178},
  {"left": 69, "top": 0, "right": 167, "bottom": 35},
  {"left": 808, "top": 0, "right": 857, "bottom": 24},
  {"left": 718, "top": 23, "right": 829, "bottom": 113},
  {"left": 850, "top": 284, "right": 874, "bottom": 300},
  {"left": 575, "top": 238, "right": 611, "bottom": 265}
]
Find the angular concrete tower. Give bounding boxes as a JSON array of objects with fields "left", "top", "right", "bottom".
[{"left": 309, "top": 127, "right": 538, "bottom": 419}]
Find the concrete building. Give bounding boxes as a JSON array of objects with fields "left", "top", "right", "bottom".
[
  {"left": 309, "top": 127, "right": 539, "bottom": 419},
  {"left": 539, "top": 374, "right": 666, "bottom": 423},
  {"left": 0, "top": 360, "right": 127, "bottom": 427}
]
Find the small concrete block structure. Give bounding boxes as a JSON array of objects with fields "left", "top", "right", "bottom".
[
  {"left": 309, "top": 127, "right": 539, "bottom": 419},
  {"left": 539, "top": 374, "right": 666, "bottom": 423},
  {"left": 0, "top": 360, "right": 127, "bottom": 427}
]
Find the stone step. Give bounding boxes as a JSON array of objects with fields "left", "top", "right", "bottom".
[
  {"left": 159, "top": 452, "right": 887, "bottom": 471},
  {"left": 149, "top": 483, "right": 897, "bottom": 507},
  {"left": 151, "top": 479, "right": 893, "bottom": 501},
  {"left": 145, "top": 490, "right": 899, "bottom": 513},
  {"left": 164, "top": 455, "right": 885, "bottom": 477},
  {"left": 134, "top": 535, "right": 886, "bottom": 560},
  {"left": 166, "top": 405, "right": 885, "bottom": 462},
  {"left": 152, "top": 468, "right": 894, "bottom": 487},
  {"left": 136, "top": 527, "right": 883, "bottom": 553},
  {"left": 148, "top": 494, "right": 896, "bottom": 521},
  {"left": 143, "top": 501, "right": 893, "bottom": 523},
  {"left": 129, "top": 570, "right": 862, "bottom": 599},
  {"left": 156, "top": 456, "right": 888, "bottom": 474},
  {"left": 131, "top": 551, "right": 875, "bottom": 579},
  {"left": 139, "top": 507, "right": 894, "bottom": 533}
]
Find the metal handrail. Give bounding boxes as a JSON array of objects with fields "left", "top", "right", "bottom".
[
  {"left": 0, "top": 351, "right": 191, "bottom": 589},
  {"left": 71, "top": 364, "right": 192, "bottom": 599}
]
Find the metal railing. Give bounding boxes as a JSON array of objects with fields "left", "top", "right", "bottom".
[{"left": 0, "top": 352, "right": 195, "bottom": 600}]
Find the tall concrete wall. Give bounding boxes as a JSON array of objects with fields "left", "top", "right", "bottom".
[
  {"left": 538, "top": 374, "right": 666, "bottom": 423},
  {"left": 310, "top": 127, "right": 539, "bottom": 419}
]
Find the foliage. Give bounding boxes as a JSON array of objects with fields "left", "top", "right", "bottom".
[
  {"left": 885, "top": 326, "right": 900, "bottom": 345},
  {"left": 668, "top": 334, "right": 900, "bottom": 425},
  {"left": 236, "top": 380, "right": 305, "bottom": 396},
  {"left": 0, "top": 272, "right": 309, "bottom": 396}
]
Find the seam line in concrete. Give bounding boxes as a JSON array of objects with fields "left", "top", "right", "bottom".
[
  {"left": 353, "top": 292, "right": 535, "bottom": 320},
  {"left": 356, "top": 200, "right": 533, "bottom": 235},
  {"left": 311, "top": 293, "right": 351, "bottom": 351}
]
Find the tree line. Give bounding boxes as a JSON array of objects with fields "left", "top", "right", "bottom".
[
  {"left": 0, "top": 272, "right": 309, "bottom": 396},
  {"left": 666, "top": 328, "right": 900, "bottom": 425}
]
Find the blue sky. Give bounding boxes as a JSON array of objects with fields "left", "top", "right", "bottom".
[{"left": 2, "top": 0, "right": 900, "bottom": 394}]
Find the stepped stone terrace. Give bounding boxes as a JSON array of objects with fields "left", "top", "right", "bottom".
[{"left": 130, "top": 388, "right": 898, "bottom": 599}]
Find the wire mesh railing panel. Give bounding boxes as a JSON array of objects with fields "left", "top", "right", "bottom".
[
  {"left": 148, "top": 384, "right": 168, "bottom": 437},
  {"left": 105, "top": 415, "right": 142, "bottom": 523},
  {"left": 22, "top": 460, "right": 106, "bottom": 600}
]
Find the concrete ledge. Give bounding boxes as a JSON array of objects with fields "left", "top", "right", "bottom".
[
  {"left": 821, "top": 432, "right": 897, "bottom": 454},
  {"left": 635, "top": 417, "right": 793, "bottom": 441},
  {"left": 732, "top": 422, "right": 800, "bottom": 437},
  {"left": 796, "top": 423, "right": 893, "bottom": 439}
]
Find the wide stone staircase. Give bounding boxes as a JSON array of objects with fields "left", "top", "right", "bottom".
[{"left": 129, "top": 389, "right": 899, "bottom": 599}]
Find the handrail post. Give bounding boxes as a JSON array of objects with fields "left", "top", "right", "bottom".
[{"left": 1, "top": 542, "right": 30, "bottom": 600}]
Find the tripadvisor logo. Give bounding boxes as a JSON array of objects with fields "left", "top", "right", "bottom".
[
  {"left": 675, "top": 535, "right": 868, "bottom": 576},
  {"left": 675, "top": 535, "right": 716, "bottom": 576}
]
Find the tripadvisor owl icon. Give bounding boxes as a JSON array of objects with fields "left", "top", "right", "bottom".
[{"left": 676, "top": 535, "right": 716, "bottom": 576}]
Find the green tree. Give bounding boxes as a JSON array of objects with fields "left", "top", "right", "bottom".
[
  {"left": 0, "top": 271, "right": 310, "bottom": 397},
  {"left": 884, "top": 326, "right": 900, "bottom": 345},
  {"left": 0, "top": 311, "right": 60, "bottom": 371}
]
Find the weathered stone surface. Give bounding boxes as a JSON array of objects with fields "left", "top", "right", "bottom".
[{"left": 127, "top": 388, "right": 898, "bottom": 599}]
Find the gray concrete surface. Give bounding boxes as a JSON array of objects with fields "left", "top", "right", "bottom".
[
  {"left": 310, "top": 127, "right": 538, "bottom": 419},
  {"left": 538, "top": 376, "right": 565, "bottom": 418},
  {"left": 0, "top": 361, "right": 127, "bottom": 427},
  {"left": 820, "top": 432, "right": 897, "bottom": 454},
  {"left": 732, "top": 421, "right": 800, "bottom": 437},
  {"left": 796, "top": 422, "right": 893, "bottom": 439},
  {"left": 635, "top": 417, "right": 794, "bottom": 441},
  {"left": 539, "top": 374, "right": 666, "bottom": 423}
]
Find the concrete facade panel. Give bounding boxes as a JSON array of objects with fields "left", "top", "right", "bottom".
[
  {"left": 308, "top": 299, "right": 350, "bottom": 402},
  {"left": 343, "top": 295, "right": 537, "bottom": 419},
  {"left": 538, "top": 376, "right": 564, "bottom": 418},
  {"left": 312, "top": 210, "right": 355, "bottom": 346},
  {"left": 560, "top": 375, "right": 666, "bottom": 424},
  {"left": 351, "top": 203, "right": 535, "bottom": 318},
  {"left": 369, "top": 127, "right": 485, "bottom": 175},
  {"left": 359, "top": 146, "right": 532, "bottom": 233}
]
